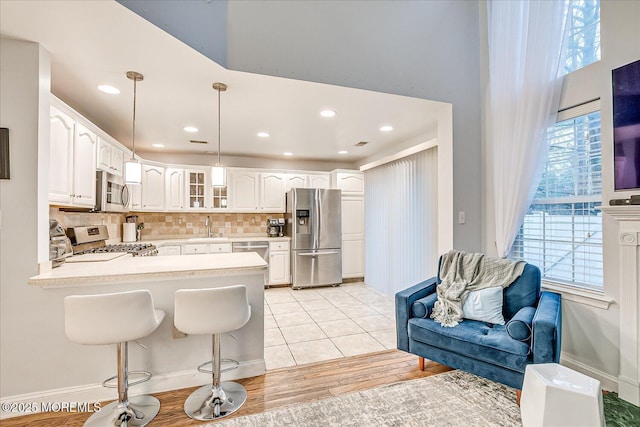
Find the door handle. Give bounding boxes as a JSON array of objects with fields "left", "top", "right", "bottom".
[{"left": 298, "top": 251, "right": 339, "bottom": 256}]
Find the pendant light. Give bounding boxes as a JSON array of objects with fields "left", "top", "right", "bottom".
[
  {"left": 124, "top": 71, "right": 143, "bottom": 185},
  {"left": 211, "top": 82, "right": 227, "bottom": 187}
]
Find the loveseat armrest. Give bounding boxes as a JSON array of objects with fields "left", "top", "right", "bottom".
[
  {"left": 532, "top": 291, "right": 562, "bottom": 364},
  {"left": 395, "top": 277, "right": 438, "bottom": 351}
]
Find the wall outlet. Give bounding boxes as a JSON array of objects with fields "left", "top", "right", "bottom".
[
  {"left": 173, "top": 326, "right": 187, "bottom": 339},
  {"left": 458, "top": 211, "right": 466, "bottom": 224}
]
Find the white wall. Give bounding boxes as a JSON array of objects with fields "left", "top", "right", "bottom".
[
  {"left": 122, "top": 0, "right": 482, "bottom": 252},
  {"left": 225, "top": 0, "right": 481, "bottom": 252},
  {"left": 0, "top": 38, "right": 51, "bottom": 396},
  {"left": 481, "top": 0, "right": 640, "bottom": 389},
  {"left": 116, "top": 0, "right": 228, "bottom": 67}
]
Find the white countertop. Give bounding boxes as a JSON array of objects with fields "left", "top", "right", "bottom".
[
  {"left": 29, "top": 252, "right": 268, "bottom": 288},
  {"left": 146, "top": 235, "right": 290, "bottom": 246}
]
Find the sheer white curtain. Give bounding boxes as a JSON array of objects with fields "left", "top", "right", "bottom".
[
  {"left": 488, "top": 0, "right": 569, "bottom": 257},
  {"left": 365, "top": 148, "right": 438, "bottom": 297}
]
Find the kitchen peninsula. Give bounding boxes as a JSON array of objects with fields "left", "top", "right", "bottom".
[{"left": 27, "top": 253, "right": 267, "bottom": 404}]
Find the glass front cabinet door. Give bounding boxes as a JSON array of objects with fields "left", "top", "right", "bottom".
[{"left": 188, "top": 171, "right": 206, "bottom": 209}]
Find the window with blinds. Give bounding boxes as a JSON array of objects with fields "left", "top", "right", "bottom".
[{"left": 510, "top": 111, "right": 603, "bottom": 289}]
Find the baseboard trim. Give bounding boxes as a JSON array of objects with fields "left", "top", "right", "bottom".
[
  {"left": 0, "top": 359, "right": 265, "bottom": 420},
  {"left": 561, "top": 353, "right": 619, "bottom": 393}
]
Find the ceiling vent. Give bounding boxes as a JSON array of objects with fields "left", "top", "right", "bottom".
[
  {"left": 355, "top": 141, "right": 368, "bottom": 147},
  {"left": 189, "top": 140, "right": 208, "bottom": 144}
]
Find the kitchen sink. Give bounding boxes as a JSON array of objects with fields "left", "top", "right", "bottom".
[{"left": 188, "top": 237, "right": 229, "bottom": 242}]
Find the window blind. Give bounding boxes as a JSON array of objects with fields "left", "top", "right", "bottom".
[
  {"left": 510, "top": 111, "right": 603, "bottom": 289},
  {"left": 364, "top": 147, "right": 438, "bottom": 296}
]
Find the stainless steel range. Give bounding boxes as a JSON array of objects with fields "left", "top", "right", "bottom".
[{"left": 67, "top": 225, "right": 158, "bottom": 257}]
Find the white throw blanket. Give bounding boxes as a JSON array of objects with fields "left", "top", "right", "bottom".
[{"left": 430, "top": 250, "right": 525, "bottom": 327}]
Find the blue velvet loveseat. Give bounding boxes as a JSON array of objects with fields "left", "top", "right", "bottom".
[{"left": 395, "top": 260, "right": 562, "bottom": 389}]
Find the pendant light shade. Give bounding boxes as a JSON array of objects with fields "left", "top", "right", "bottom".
[
  {"left": 124, "top": 71, "right": 143, "bottom": 185},
  {"left": 124, "top": 161, "right": 142, "bottom": 184},
  {"left": 212, "top": 82, "right": 227, "bottom": 187}
]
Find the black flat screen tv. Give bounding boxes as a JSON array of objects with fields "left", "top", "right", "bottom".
[{"left": 612, "top": 59, "right": 640, "bottom": 191}]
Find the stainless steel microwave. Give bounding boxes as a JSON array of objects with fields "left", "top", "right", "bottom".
[{"left": 95, "top": 170, "right": 130, "bottom": 213}]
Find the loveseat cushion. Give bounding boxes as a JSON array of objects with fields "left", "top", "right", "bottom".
[
  {"left": 408, "top": 317, "right": 530, "bottom": 373},
  {"left": 506, "top": 306, "right": 536, "bottom": 341},
  {"left": 411, "top": 293, "right": 438, "bottom": 318}
]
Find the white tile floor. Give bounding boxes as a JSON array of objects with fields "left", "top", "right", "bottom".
[{"left": 263, "top": 282, "right": 397, "bottom": 370}]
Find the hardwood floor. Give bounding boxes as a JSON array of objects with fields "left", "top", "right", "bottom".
[{"left": 1, "top": 350, "right": 451, "bottom": 426}]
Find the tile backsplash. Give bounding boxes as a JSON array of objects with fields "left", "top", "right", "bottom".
[
  {"left": 50, "top": 207, "right": 125, "bottom": 241},
  {"left": 50, "top": 207, "right": 284, "bottom": 241},
  {"left": 133, "top": 212, "right": 284, "bottom": 239}
]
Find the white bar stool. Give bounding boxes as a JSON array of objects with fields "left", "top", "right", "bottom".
[
  {"left": 174, "top": 285, "right": 251, "bottom": 420},
  {"left": 64, "top": 290, "right": 165, "bottom": 427}
]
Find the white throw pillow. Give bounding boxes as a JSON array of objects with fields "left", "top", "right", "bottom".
[{"left": 462, "top": 287, "right": 505, "bottom": 325}]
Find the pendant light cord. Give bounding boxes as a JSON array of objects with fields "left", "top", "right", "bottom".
[
  {"left": 132, "top": 77, "right": 137, "bottom": 161},
  {"left": 217, "top": 86, "right": 221, "bottom": 165}
]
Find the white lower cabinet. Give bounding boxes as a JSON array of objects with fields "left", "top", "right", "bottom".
[
  {"left": 209, "top": 243, "right": 232, "bottom": 253},
  {"left": 340, "top": 194, "right": 365, "bottom": 278},
  {"left": 157, "top": 245, "right": 181, "bottom": 256},
  {"left": 268, "top": 241, "right": 290, "bottom": 285},
  {"left": 182, "top": 244, "right": 209, "bottom": 255},
  {"left": 342, "top": 239, "right": 364, "bottom": 278},
  {"left": 182, "top": 243, "right": 231, "bottom": 255}
]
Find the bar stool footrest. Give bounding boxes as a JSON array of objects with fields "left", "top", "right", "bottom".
[
  {"left": 197, "top": 359, "right": 240, "bottom": 375},
  {"left": 102, "top": 370, "right": 152, "bottom": 389}
]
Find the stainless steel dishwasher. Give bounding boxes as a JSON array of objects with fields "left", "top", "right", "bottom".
[{"left": 232, "top": 241, "right": 270, "bottom": 287}]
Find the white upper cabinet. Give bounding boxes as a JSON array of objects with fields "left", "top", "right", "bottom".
[
  {"left": 141, "top": 164, "right": 165, "bottom": 210},
  {"left": 229, "top": 169, "right": 285, "bottom": 212},
  {"left": 72, "top": 124, "right": 98, "bottom": 206},
  {"left": 165, "top": 168, "right": 185, "bottom": 210},
  {"left": 285, "top": 174, "right": 307, "bottom": 192},
  {"left": 260, "top": 172, "right": 286, "bottom": 211},
  {"left": 285, "top": 172, "right": 331, "bottom": 192},
  {"left": 308, "top": 173, "right": 331, "bottom": 189},
  {"left": 48, "top": 105, "right": 96, "bottom": 208},
  {"left": 49, "top": 106, "right": 74, "bottom": 205},
  {"left": 331, "top": 170, "right": 365, "bottom": 195},
  {"left": 97, "top": 137, "right": 124, "bottom": 177},
  {"left": 230, "top": 170, "right": 260, "bottom": 211}
]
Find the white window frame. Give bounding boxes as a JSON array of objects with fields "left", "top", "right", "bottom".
[{"left": 511, "top": 100, "right": 612, "bottom": 308}]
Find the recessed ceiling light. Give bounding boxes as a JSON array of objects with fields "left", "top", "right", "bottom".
[
  {"left": 320, "top": 109, "right": 336, "bottom": 118},
  {"left": 97, "top": 85, "right": 120, "bottom": 95},
  {"left": 380, "top": 125, "right": 394, "bottom": 132},
  {"left": 257, "top": 132, "right": 270, "bottom": 138},
  {"left": 338, "top": 150, "right": 348, "bottom": 154},
  {"left": 283, "top": 152, "right": 293, "bottom": 156},
  {"left": 152, "top": 143, "right": 164, "bottom": 148},
  {"left": 184, "top": 126, "right": 198, "bottom": 133}
]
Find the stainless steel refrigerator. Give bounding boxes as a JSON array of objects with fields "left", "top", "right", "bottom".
[{"left": 286, "top": 188, "right": 342, "bottom": 289}]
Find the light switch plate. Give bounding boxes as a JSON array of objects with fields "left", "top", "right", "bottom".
[{"left": 458, "top": 211, "right": 466, "bottom": 224}]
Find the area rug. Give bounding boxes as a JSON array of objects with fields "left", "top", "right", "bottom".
[{"left": 208, "top": 370, "right": 522, "bottom": 426}]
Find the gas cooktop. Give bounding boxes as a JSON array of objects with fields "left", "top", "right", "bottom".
[{"left": 75, "top": 243, "right": 158, "bottom": 257}]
